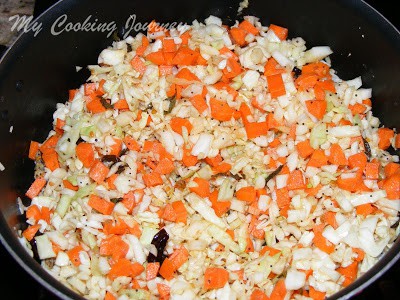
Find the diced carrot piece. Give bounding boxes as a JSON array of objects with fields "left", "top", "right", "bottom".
[
  {"left": 131, "top": 55, "right": 147, "bottom": 74},
  {"left": 267, "top": 74, "right": 286, "bottom": 99},
  {"left": 260, "top": 245, "right": 281, "bottom": 256},
  {"left": 308, "top": 149, "right": 328, "bottom": 168},
  {"left": 162, "top": 38, "right": 176, "bottom": 53},
  {"left": 364, "top": 162, "right": 379, "bottom": 180},
  {"left": 275, "top": 188, "right": 290, "bottom": 209},
  {"left": 22, "top": 224, "right": 41, "bottom": 241},
  {"left": 239, "top": 20, "right": 259, "bottom": 36},
  {"left": 67, "top": 245, "right": 84, "bottom": 266},
  {"left": 295, "top": 74, "right": 318, "bottom": 91},
  {"left": 286, "top": 170, "right": 306, "bottom": 190},
  {"left": 309, "top": 286, "right": 326, "bottom": 300},
  {"left": 170, "top": 117, "right": 193, "bottom": 135},
  {"left": 337, "top": 261, "right": 358, "bottom": 287},
  {"left": 29, "top": 141, "right": 40, "bottom": 160},
  {"left": 171, "top": 201, "right": 187, "bottom": 224},
  {"left": 86, "top": 97, "right": 107, "bottom": 114},
  {"left": 142, "top": 172, "right": 163, "bottom": 187},
  {"left": 384, "top": 162, "right": 400, "bottom": 177},
  {"left": 223, "top": 58, "right": 242, "bottom": 79},
  {"left": 155, "top": 158, "right": 175, "bottom": 175},
  {"left": 26, "top": 204, "right": 41, "bottom": 221},
  {"left": 159, "top": 258, "right": 175, "bottom": 280},
  {"left": 157, "top": 283, "right": 170, "bottom": 300},
  {"left": 146, "top": 50, "right": 165, "bottom": 65},
  {"left": 182, "top": 146, "right": 198, "bottom": 167},
  {"left": 124, "top": 136, "right": 140, "bottom": 151},
  {"left": 105, "top": 292, "right": 117, "bottom": 300},
  {"left": 270, "top": 279, "right": 287, "bottom": 300},
  {"left": 230, "top": 27, "right": 247, "bottom": 46},
  {"left": 189, "top": 177, "right": 210, "bottom": 197},
  {"left": 382, "top": 173, "right": 400, "bottom": 199},
  {"left": 190, "top": 94, "right": 208, "bottom": 114},
  {"left": 169, "top": 245, "right": 189, "bottom": 270},
  {"left": 378, "top": 128, "right": 394, "bottom": 150},
  {"left": 146, "top": 262, "right": 160, "bottom": 280},
  {"left": 328, "top": 144, "right": 347, "bottom": 166},
  {"left": 172, "top": 47, "right": 199, "bottom": 65},
  {"left": 349, "top": 103, "right": 367, "bottom": 116},
  {"left": 348, "top": 152, "right": 367, "bottom": 171},
  {"left": 209, "top": 190, "right": 231, "bottom": 217},
  {"left": 297, "top": 140, "right": 314, "bottom": 158},
  {"left": 313, "top": 224, "right": 335, "bottom": 254},
  {"left": 26, "top": 178, "right": 47, "bottom": 199},
  {"left": 69, "top": 89, "right": 78, "bottom": 101},
  {"left": 89, "top": 161, "right": 109, "bottom": 183},
  {"left": 210, "top": 98, "right": 236, "bottom": 122},
  {"left": 236, "top": 186, "right": 257, "bottom": 203},
  {"left": 395, "top": 134, "right": 400, "bottom": 149},
  {"left": 204, "top": 267, "right": 229, "bottom": 290},
  {"left": 337, "top": 172, "right": 370, "bottom": 193},
  {"left": 322, "top": 211, "right": 338, "bottom": 229},
  {"left": 88, "top": 194, "right": 115, "bottom": 215},
  {"left": 100, "top": 236, "right": 129, "bottom": 260},
  {"left": 356, "top": 203, "right": 377, "bottom": 216},
  {"left": 76, "top": 142, "right": 95, "bottom": 168},
  {"left": 269, "top": 24, "right": 288, "bottom": 40},
  {"left": 305, "top": 100, "right": 327, "bottom": 120}
]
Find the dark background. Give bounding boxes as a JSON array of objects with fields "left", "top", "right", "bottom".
[{"left": 0, "top": 0, "right": 399, "bottom": 299}]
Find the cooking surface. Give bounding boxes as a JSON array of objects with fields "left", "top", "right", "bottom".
[{"left": 0, "top": 0, "right": 399, "bottom": 299}]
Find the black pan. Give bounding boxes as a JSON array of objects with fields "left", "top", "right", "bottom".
[{"left": 0, "top": 0, "right": 399, "bottom": 299}]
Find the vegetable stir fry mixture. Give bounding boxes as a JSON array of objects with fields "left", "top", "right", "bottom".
[{"left": 22, "top": 16, "right": 400, "bottom": 300}]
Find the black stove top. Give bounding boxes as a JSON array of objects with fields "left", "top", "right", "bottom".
[{"left": 1, "top": 0, "right": 400, "bottom": 299}]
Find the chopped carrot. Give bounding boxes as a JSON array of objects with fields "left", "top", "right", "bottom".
[
  {"left": 143, "top": 172, "right": 163, "bottom": 187},
  {"left": 42, "top": 149, "right": 60, "bottom": 171},
  {"left": 105, "top": 292, "right": 117, "bottom": 300},
  {"left": 348, "top": 152, "right": 367, "bottom": 171},
  {"left": 395, "top": 134, "right": 400, "bottom": 149},
  {"left": 297, "top": 140, "right": 314, "bottom": 158},
  {"left": 106, "top": 174, "right": 118, "bottom": 190},
  {"left": 205, "top": 154, "right": 223, "bottom": 167},
  {"left": 269, "top": 24, "right": 288, "bottom": 40},
  {"left": 67, "top": 245, "right": 84, "bottom": 266},
  {"left": 175, "top": 67, "right": 200, "bottom": 83},
  {"left": 204, "top": 267, "right": 229, "bottom": 290},
  {"left": 123, "top": 136, "right": 140, "bottom": 151},
  {"left": 172, "top": 47, "right": 200, "bottom": 65},
  {"left": 245, "top": 236, "right": 254, "bottom": 253},
  {"left": 337, "top": 261, "right": 358, "bottom": 287},
  {"left": 307, "top": 149, "right": 328, "bottom": 168},
  {"left": 328, "top": 143, "right": 347, "bottom": 166},
  {"left": 209, "top": 190, "right": 231, "bottom": 217},
  {"left": 313, "top": 224, "right": 335, "bottom": 254},
  {"left": 86, "top": 97, "right": 107, "bottom": 114},
  {"left": 356, "top": 203, "right": 377, "bottom": 217},
  {"left": 321, "top": 211, "right": 338, "bottom": 229},
  {"left": 212, "top": 162, "right": 232, "bottom": 174},
  {"left": 305, "top": 100, "right": 327, "bottom": 120},
  {"left": 302, "top": 62, "right": 331, "bottom": 79},
  {"left": 306, "top": 183, "right": 322, "bottom": 197},
  {"left": 68, "top": 89, "right": 78, "bottom": 101},
  {"left": 88, "top": 195, "right": 115, "bottom": 215},
  {"left": 384, "top": 162, "right": 400, "bottom": 177},
  {"left": 26, "top": 204, "right": 41, "bottom": 221},
  {"left": 189, "top": 177, "right": 210, "bottom": 197},
  {"left": 265, "top": 58, "right": 285, "bottom": 77},
  {"left": 309, "top": 286, "right": 326, "bottom": 300},
  {"left": 260, "top": 245, "right": 281, "bottom": 256},
  {"left": 76, "top": 142, "right": 95, "bottom": 168},
  {"left": 337, "top": 172, "right": 370, "bottom": 193},
  {"left": 29, "top": 141, "right": 40, "bottom": 160},
  {"left": 236, "top": 186, "right": 257, "bottom": 203},
  {"left": 89, "top": 161, "right": 109, "bottom": 183},
  {"left": 295, "top": 74, "right": 318, "bottom": 91},
  {"left": 275, "top": 188, "right": 290, "bottom": 209},
  {"left": 190, "top": 94, "right": 208, "bottom": 114},
  {"left": 378, "top": 128, "right": 394, "bottom": 150},
  {"left": 162, "top": 38, "right": 176, "bottom": 53},
  {"left": 223, "top": 58, "right": 242, "bottom": 78},
  {"left": 267, "top": 74, "right": 286, "bottom": 99},
  {"left": 364, "top": 162, "right": 379, "bottom": 180},
  {"left": 381, "top": 173, "right": 400, "bottom": 199},
  {"left": 108, "top": 259, "right": 144, "bottom": 280},
  {"left": 170, "top": 117, "right": 193, "bottom": 135},
  {"left": 157, "top": 284, "right": 170, "bottom": 300},
  {"left": 146, "top": 262, "right": 160, "bottom": 280},
  {"left": 146, "top": 50, "right": 166, "bottom": 65},
  {"left": 169, "top": 245, "right": 189, "bottom": 270},
  {"left": 22, "top": 224, "right": 41, "bottom": 241},
  {"left": 62, "top": 179, "right": 78, "bottom": 191},
  {"left": 109, "top": 138, "right": 123, "bottom": 156},
  {"left": 103, "top": 218, "right": 129, "bottom": 235},
  {"left": 182, "top": 146, "right": 198, "bottom": 167},
  {"left": 131, "top": 55, "right": 147, "bottom": 74},
  {"left": 210, "top": 98, "right": 236, "bottom": 122},
  {"left": 100, "top": 235, "right": 129, "bottom": 260},
  {"left": 349, "top": 103, "right": 367, "bottom": 115},
  {"left": 40, "top": 206, "right": 51, "bottom": 223},
  {"left": 136, "top": 36, "right": 149, "bottom": 56},
  {"left": 40, "top": 135, "right": 59, "bottom": 153},
  {"left": 244, "top": 120, "right": 269, "bottom": 139},
  {"left": 353, "top": 248, "right": 365, "bottom": 262},
  {"left": 269, "top": 279, "right": 287, "bottom": 300},
  {"left": 286, "top": 169, "right": 306, "bottom": 190},
  {"left": 249, "top": 216, "right": 265, "bottom": 239},
  {"left": 26, "top": 178, "right": 47, "bottom": 199},
  {"left": 230, "top": 27, "right": 247, "bottom": 46},
  {"left": 239, "top": 20, "right": 259, "bottom": 36},
  {"left": 159, "top": 258, "right": 175, "bottom": 280},
  {"left": 171, "top": 201, "right": 187, "bottom": 224},
  {"left": 155, "top": 158, "right": 175, "bottom": 175}
]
